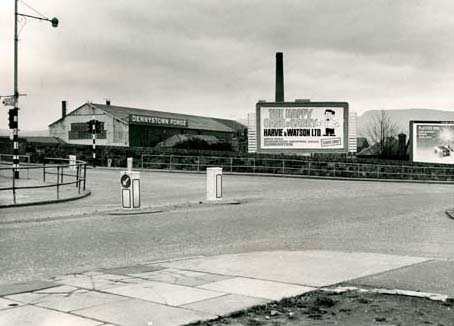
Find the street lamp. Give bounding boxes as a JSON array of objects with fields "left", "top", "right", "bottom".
[{"left": 10, "top": 0, "right": 58, "bottom": 178}]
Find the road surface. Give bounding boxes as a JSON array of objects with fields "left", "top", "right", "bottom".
[{"left": 1, "top": 169, "right": 454, "bottom": 284}]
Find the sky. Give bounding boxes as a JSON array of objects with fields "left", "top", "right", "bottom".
[{"left": 1, "top": 0, "right": 454, "bottom": 131}]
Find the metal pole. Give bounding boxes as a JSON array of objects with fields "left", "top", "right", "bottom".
[
  {"left": 83, "top": 164, "right": 86, "bottom": 191},
  {"left": 43, "top": 161, "right": 46, "bottom": 182},
  {"left": 12, "top": 0, "right": 20, "bottom": 179},
  {"left": 56, "top": 166, "right": 60, "bottom": 200},
  {"left": 12, "top": 167, "right": 16, "bottom": 205},
  {"left": 230, "top": 157, "right": 233, "bottom": 172},
  {"left": 197, "top": 156, "right": 200, "bottom": 172},
  {"left": 76, "top": 164, "right": 79, "bottom": 189},
  {"left": 92, "top": 118, "right": 96, "bottom": 167}
]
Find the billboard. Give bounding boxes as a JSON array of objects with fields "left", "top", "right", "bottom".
[
  {"left": 410, "top": 121, "right": 454, "bottom": 164},
  {"left": 256, "top": 102, "right": 349, "bottom": 153}
]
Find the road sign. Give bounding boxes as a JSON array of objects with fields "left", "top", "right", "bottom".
[{"left": 2, "top": 96, "right": 16, "bottom": 107}]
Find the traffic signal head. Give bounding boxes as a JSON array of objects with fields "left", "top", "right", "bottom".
[
  {"left": 95, "top": 120, "right": 103, "bottom": 133},
  {"left": 86, "top": 120, "right": 94, "bottom": 133},
  {"left": 8, "top": 108, "right": 18, "bottom": 129}
]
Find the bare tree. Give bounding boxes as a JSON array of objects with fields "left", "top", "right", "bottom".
[{"left": 367, "top": 110, "right": 400, "bottom": 157}]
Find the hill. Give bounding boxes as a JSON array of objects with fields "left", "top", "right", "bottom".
[{"left": 357, "top": 109, "right": 454, "bottom": 137}]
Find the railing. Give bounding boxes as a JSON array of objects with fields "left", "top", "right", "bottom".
[
  {"left": 141, "top": 154, "right": 454, "bottom": 182},
  {"left": 0, "top": 154, "right": 32, "bottom": 179},
  {"left": 0, "top": 157, "right": 87, "bottom": 205}
]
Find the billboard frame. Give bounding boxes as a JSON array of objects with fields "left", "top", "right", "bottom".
[
  {"left": 409, "top": 120, "right": 454, "bottom": 163},
  {"left": 255, "top": 101, "right": 349, "bottom": 154}
]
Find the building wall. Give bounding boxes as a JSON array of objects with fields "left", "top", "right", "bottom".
[
  {"left": 129, "top": 125, "right": 233, "bottom": 147},
  {"left": 49, "top": 104, "right": 129, "bottom": 147}
]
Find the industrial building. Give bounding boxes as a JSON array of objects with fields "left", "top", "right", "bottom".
[{"left": 49, "top": 101, "right": 247, "bottom": 149}]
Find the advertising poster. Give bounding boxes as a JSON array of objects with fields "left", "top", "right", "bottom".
[
  {"left": 259, "top": 106, "right": 345, "bottom": 150},
  {"left": 412, "top": 122, "right": 454, "bottom": 164}
]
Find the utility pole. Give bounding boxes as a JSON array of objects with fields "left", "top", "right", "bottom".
[
  {"left": 12, "top": 0, "right": 19, "bottom": 179},
  {"left": 9, "top": 0, "right": 58, "bottom": 178}
]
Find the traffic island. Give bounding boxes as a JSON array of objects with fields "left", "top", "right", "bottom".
[{"left": 190, "top": 288, "right": 454, "bottom": 326}]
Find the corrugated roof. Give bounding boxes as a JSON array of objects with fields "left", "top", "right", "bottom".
[
  {"left": 24, "top": 137, "right": 66, "bottom": 144},
  {"left": 91, "top": 103, "right": 237, "bottom": 133}
]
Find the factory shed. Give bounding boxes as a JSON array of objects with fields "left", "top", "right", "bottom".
[{"left": 49, "top": 102, "right": 244, "bottom": 149}]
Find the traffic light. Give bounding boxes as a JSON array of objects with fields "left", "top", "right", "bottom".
[
  {"left": 86, "top": 120, "right": 102, "bottom": 134},
  {"left": 8, "top": 108, "right": 18, "bottom": 129},
  {"left": 95, "top": 120, "right": 103, "bottom": 134}
]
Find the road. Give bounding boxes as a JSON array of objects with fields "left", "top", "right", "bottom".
[{"left": 1, "top": 169, "right": 454, "bottom": 285}]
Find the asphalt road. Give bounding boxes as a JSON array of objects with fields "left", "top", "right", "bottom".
[{"left": 1, "top": 169, "right": 454, "bottom": 285}]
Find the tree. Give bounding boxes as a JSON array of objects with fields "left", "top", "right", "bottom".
[{"left": 367, "top": 110, "right": 400, "bottom": 157}]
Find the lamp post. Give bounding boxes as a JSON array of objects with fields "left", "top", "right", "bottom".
[{"left": 11, "top": 0, "right": 58, "bottom": 178}]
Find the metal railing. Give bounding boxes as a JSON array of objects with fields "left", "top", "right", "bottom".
[
  {"left": 141, "top": 154, "right": 454, "bottom": 182},
  {"left": 0, "top": 154, "right": 31, "bottom": 179},
  {"left": 0, "top": 157, "right": 87, "bottom": 205}
]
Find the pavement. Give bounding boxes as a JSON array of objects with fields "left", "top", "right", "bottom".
[{"left": 1, "top": 249, "right": 452, "bottom": 326}]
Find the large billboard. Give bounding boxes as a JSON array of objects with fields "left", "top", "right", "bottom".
[
  {"left": 256, "top": 102, "right": 349, "bottom": 153},
  {"left": 410, "top": 121, "right": 454, "bottom": 164}
]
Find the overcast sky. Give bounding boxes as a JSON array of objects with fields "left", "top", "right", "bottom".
[{"left": 1, "top": 0, "right": 454, "bottom": 130}]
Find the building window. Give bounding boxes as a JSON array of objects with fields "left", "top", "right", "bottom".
[{"left": 68, "top": 122, "right": 106, "bottom": 139}]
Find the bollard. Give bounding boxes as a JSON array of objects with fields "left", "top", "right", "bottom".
[
  {"left": 69, "top": 155, "right": 76, "bottom": 171},
  {"left": 206, "top": 167, "right": 222, "bottom": 201},
  {"left": 127, "top": 157, "right": 133, "bottom": 171},
  {"left": 120, "top": 171, "right": 141, "bottom": 209}
]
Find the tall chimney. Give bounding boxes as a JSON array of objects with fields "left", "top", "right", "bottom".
[
  {"left": 61, "top": 100, "right": 67, "bottom": 118},
  {"left": 275, "top": 52, "right": 284, "bottom": 102}
]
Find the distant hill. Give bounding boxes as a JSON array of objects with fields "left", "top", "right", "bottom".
[
  {"left": 0, "top": 129, "right": 49, "bottom": 137},
  {"left": 357, "top": 109, "right": 454, "bottom": 137}
]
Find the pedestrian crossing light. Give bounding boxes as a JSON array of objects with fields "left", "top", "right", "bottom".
[
  {"left": 95, "top": 120, "right": 103, "bottom": 134},
  {"left": 86, "top": 120, "right": 94, "bottom": 133},
  {"left": 8, "top": 108, "right": 18, "bottom": 129}
]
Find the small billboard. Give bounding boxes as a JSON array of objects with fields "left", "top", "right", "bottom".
[
  {"left": 410, "top": 121, "right": 454, "bottom": 164},
  {"left": 256, "top": 102, "right": 349, "bottom": 153}
]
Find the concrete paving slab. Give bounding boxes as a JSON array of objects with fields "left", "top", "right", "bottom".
[
  {"left": 346, "top": 260, "right": 454, "bottom": 297},
  {"left": 100, "top": 264, "right": 165, "bottom": 276},
  {"left": 6, "top": 285, "right": 128, "bottom": 312},
  {"left": 0, "top": 297, "right": 22, "bottom": 311},
  {"left": 162, "top": 250, "right": 429, "bottom": 287},
  {"left": 199, "top": 277, "right": 314, "bottom": 301},
  {"left": 0, "top": 280, "right": 58, "bottom": 296},
  {"left": 132, "top": 268, "right": 232, "bottom": 286},
  {"left": 181, "top": 294, "right": 269, "bottom": 316},
  {"left": 103, "top": 280, "right": 227, "bottom": 306},
  {"left": 73, "top": 298, "right": 216, "bottom": 326},
  {"left": 55, "top": 273, "right": 145, "bottom": 290},
  {"left": 0, "top": 305, "right": 101, "bottom": 326}
]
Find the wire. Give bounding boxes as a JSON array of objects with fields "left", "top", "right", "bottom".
[{"left": 18, "top": 0, "right": 48, "bottom": 20}]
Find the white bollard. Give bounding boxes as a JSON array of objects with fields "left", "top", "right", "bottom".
[
  {"left": 69, "top": 155, "right": 76, "bottom": 171},
  {"left": 206, "top": 167, "right": 222, "bottom": 201},
  {"left": 120, "top": 171, "right": 141, "bottom": 209},
  {"left": 127, "top": 157, "right": 133, "bottom": 171}
]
